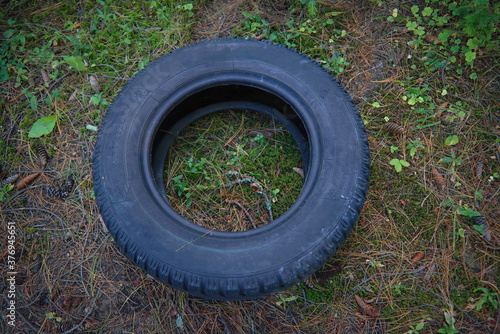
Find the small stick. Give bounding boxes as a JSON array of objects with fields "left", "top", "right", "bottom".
[{"left": 227, "top": 199, "right": 256, "bottom": 228}]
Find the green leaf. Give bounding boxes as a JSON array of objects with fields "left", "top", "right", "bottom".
[
  {"left": 422, "top": 7, "right": 433, "bottom": 16},
  {"left": 466, "top": 37, "right": 480, "bottom": 50},
  {"left": 465, "top": 51, "right": 476, "bottom": 62},
  {"left": 406, "top": 21, "right": 418, "bottom": 30},
  {"left": 458, "top": 206, "right": 480, "bottom": 218},
  {"left": 445, "top": 135, "right": 459, "bottom": 146},
  {"left": 64, "top": 56, "right": 86, "bottom": 71},
  {"left": 458, "top": 228, "right": 464, "bottom": 238},
  {"left": 28, "top": 115, "right": 57, "bottom": 138},
  {"left": 473, "top": 224, "right": 486, "bottom": 235},
  {"left": 411, "top": 6, "right": 419, "bottom": 15},
  {"left": 400, "top": 160, "right": 410, "bottom": 167},
  {"left": 438, "top": 30, "right": 451, "bottom": 43},
  {"left": 415, "top": 322, "right": 425, "bottom": 330},
  {"left": 390, "top": 159, "right": 402, "bottom": 172}
]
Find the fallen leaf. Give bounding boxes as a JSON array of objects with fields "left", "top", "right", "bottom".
[
  {"left": 292, "top": 167, "right": 304, "bottom": 178},
  {"left": 58, "top": 295, "right": 81, "bottom": 311},
  {"left": 424, "top": 263, "right": 436, "bottom": 281},
  {"left": 89, "top": 75, "right": 100, "bottom": 93},
  {"left": 411, "top": 251, "right": 425, "bottom": 262},
  {"left": 16, "top": 173, "right": 40, "bottom": 190},
  {"left": 41, "top": 69, "right": 50, "bottom": 84},
  {"left": 71, "top": 297, "right": 82, "bottom": 308},
  {"left": 31, "top": 254, "right": 42, "bottom": 274},
  {"left": 435, "top": 102, "right": 448, "bottom": 116},
  {"left": 355, "top": 295, "right": 380, "bottom": 317},
  {"left": 28, "top": 115, "right": 57, "bottom": 138},
  {"left": 250, "top": 183, "right": 260, "bottom": 192},
  {"left": 424, "top": 34, "right": 442, "bottom": 44},
  {"left": 68, "top": 88, "right": 81, "bottom": 102}
]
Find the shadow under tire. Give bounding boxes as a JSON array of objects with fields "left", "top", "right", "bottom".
[{"left": 92, "top": 38, "right": 370, "bottom": 300}]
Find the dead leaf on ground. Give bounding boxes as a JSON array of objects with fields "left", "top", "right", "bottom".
[
  {"left": 424, "top": 263, "right": 437, "bottom": 281},
  {"left": 435, "top": 102, "right": 449, "bottom": 116},
  {"left": 411, "top": 251, "right": 425, "bottom": 262},
  {"left": 424, "top": 35, "right": 442, "bottom": 44},
  {"left": 292, "top": 167, "right": 304, "bottom": 178},
  {"left": 355, "top": 295, "right": 380, "bottom": 317},
  {"left": 16, "top": 173, "right": 40, "bottom": 190},
  {"left": 41, "top": 69, "right": 50, "bottom": 84},
  {"left": 31, "top": 254, "right": 42, "bottom": 274},
  {"left": 250, "top": 182, "right": 260, "bottom": 192},
  {"left": 89, "top": 75, "right": 100, "bottom": 93},
  {"left": 68, "top": 88, "right": 81, "bottom": 102},
  {"left": 57, "top": 295, "right": 83, "bottom": 311}
]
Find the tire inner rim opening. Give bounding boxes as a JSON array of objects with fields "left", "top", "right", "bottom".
[{"left": 151, "top": 84, "right": 311, "bottom": 232}]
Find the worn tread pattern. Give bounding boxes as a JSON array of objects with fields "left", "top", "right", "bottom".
[{"left": 93, "top": 38, "right": 370, "bottom": 300}]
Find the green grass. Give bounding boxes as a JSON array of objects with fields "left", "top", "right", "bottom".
[{"left": 1, "top": 0, "right": 499, "bottom": 333}]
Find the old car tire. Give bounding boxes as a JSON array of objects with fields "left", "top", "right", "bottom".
[{"left": 92, "top": 38, "right": 370, "bottom": 300}]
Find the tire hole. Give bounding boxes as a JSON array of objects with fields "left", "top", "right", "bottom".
[{"left": 163, "top": 109, "right": 303, "bottom": 231}]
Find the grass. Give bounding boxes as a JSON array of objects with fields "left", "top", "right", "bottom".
[
  {"left": 1, "top": 0, "right": 499, "bottom": 333},
  {"left": 164, "top": 109, "right": 303, "bottom": 231}
]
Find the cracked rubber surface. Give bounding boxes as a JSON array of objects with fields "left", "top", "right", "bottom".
[{"left": 92, "top": 38, "right": 370, "bottom": 300}]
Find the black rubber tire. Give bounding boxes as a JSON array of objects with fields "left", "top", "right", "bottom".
[{"left": 92, "top": 38, "right": 370, "bottom": 300}]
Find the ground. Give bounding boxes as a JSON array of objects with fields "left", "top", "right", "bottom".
[{"left": 0, "top": 0, "right": 499, "bottom": 333}]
